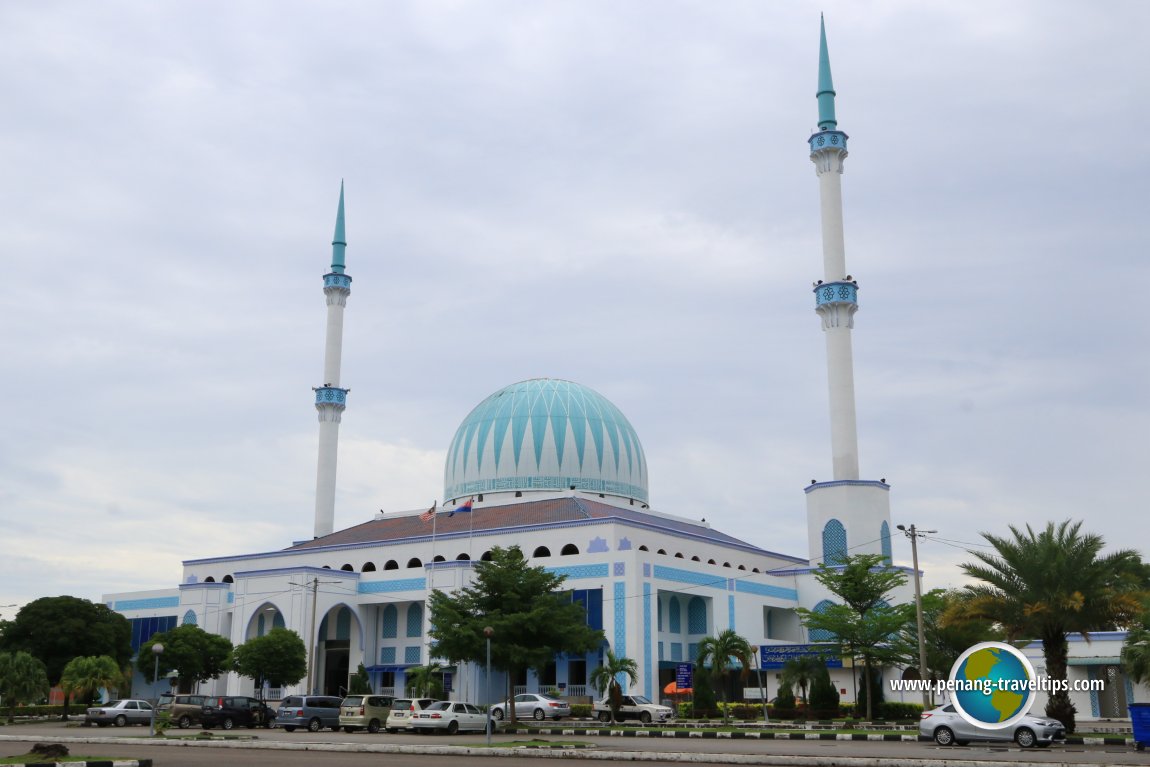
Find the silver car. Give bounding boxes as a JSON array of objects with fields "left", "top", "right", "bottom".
[
  {"left": 85, "top": 699, "right": 154, "bottom": 727},
  {"left": 490, "top": 693, "right": 571, "bottom": 721},
  {"left": 919, "top": 703, "right": 1066, "bottom": 748}
]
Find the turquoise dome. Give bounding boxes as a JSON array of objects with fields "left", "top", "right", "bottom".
[{"left": 444, "top": 378, "right": 648, "bottom": 503}]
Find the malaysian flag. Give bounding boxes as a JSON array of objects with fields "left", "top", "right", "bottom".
[{"left": 419, "top": 501, "right": 437, "bottom": 523}]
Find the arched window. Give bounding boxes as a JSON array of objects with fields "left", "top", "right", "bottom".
[
  {"left": 223, "top": 575, "right": 234, "bottom": 583},
  {"left": 322, "top": 565, "right": 331, "bottom": 570},
  {"left": 456, "top": 553, "right": 471, "bottom": 561},
  {"left": 638, "top": 545, "right": 649, "bottom": 552},
  {"left": 808, "top": 599, "right": 837, "bottom": 642},
  {"left": 674, "top": 552, "right": 684, "bottom": 559},
  {"left": 657, "top": 549, "right": 667, "bottom": 555},
  {"left": 481, "top": 551, "right": 493, "bottom": 561},
  {"left": 737, "top": 565, "right": 746, "bottom": 571},
  {"left": 722, "top": 562, "right": 731, "bottom": 568},
  {"left": 384, "top": 560, "right": 399, "bottom": 570},
  {"left": 182, "top": 610, "right": 197, "bottom": 626},
  {"left": 881, "top": 521, "right": 893, "bottom": 565},
  {"left": 407, "top": 604, "right": 423, "bottom": 638},
  {"left": 382, "top": 605, "right": 398, "bottom": 638},
  {"left": 533, "top": 546, "right": 551, "bottom": 558},
  {"left": 560, "top": 544, "right": 579, "bottom": 556},
  {"left": 362, "top": 562, "right": 376, "bottom": 572},
  {"left": 752, "top": 567, "right": 761, "bottom": 573},
  {"left": 407, "top": 557, "right": 422, "bottom": 568},
  {"left": 433, "top": 555, "right": 446, "bottom": 562},
  {"left": 668, "top": 597, "right": 681, "bottom": 633},
  {"left": 822, "top": 519, "right": 848, "bottom": 564},
  {"left": 690, "top": 556, "right": 701, "bottom": 562},
  {"left": 204, "top": 576, "right": 216, "bottom": 583},
  {"left": 687, "top": 597, "right": 707, "bottom": 634},
  {"left": 341, "top": 564, "right": 354, "bottom": 571},
  {"left": 707, "top": 559, "right": 716, "bottom": 565}
]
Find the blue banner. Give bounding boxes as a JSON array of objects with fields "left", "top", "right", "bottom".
[
  {"left": 759, "top": 644, "right": 842, "bottom": 669},
  {"left": 675, "top": 663, "right": 693, "bottom": 689}
]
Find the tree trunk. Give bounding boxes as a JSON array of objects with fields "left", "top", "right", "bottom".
[
  {"left": 1042, "top": 629, "right": 1076, "bottom": 732},
  {"left": 863, "top": 657, "right": 872, "bottom": 722}
]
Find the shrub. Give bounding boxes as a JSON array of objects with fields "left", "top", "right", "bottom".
[
  {"left": 772, "top": 682, "right": 797, "bottom": 720},
  {"left": 571, "top": 704, "right": 593, "bottom": 719},
  {"left": 807, "top": 672, "right": 840, "bottom": 719},
  {"left": 878, "top": 702, "right": 922, "bottom": 721}
]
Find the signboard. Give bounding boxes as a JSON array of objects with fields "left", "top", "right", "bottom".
[
  {"left": 675, "top": 663, "right": 693, "bottom": 690},
  {"left": 759, "top": 644, "right": 842, "bottom": 669}
]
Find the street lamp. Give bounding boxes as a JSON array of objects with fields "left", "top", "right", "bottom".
[
  {"left": 897, "top": 524, "right": 936, "bottom": 709},
  {"left": 149, "top": 643, "right": 164, "bottom": 737},
  {"left": 484, "top": 626, "right": 494, "bottom": 746}
]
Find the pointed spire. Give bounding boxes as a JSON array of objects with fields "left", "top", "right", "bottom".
[
  {"left": 330, "top": 180, "right": 346, "bottom": 274},
  {"left": 816, "top": 15, "right": 838, "bottom": 131}
]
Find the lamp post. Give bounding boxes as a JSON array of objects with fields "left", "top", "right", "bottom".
[
  {"left": 149, "top": 643, "right": 164, "bottom": 737},
  {"left": 897, "top": 524, "right": 936, "bottom": 709},
  {"left": 484, "top": 626, "right": 494, "bottom": 746}
]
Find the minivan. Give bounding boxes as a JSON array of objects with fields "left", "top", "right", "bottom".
[
  {"left": 276, "top": 695, "right": 344, "bottom": 732},
  {"left": 158, "top": 694, "right": 207, "bottom": 728},
  {"left": 339, "top": 694, "right": 393, "bottom": 733}
]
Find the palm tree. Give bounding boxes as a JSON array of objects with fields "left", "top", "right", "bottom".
[
  {"left": 589, "top": 649, "right": 637, "bottom": 725},
  {"left": 780, "top": 655, "right": 825, "bottom": 710},
  {"left": 406, "top": 663, "right": 443, "bottom": 698},
  {"left": 0, "top": 651, "right": 50, "bottom": 723},
  {"left": 951, "top": 520, "right": 1146, "bottom": 732},
  {"left": 1122, "top": 607, "right": 1150, "bottom": 685},
  {"left": 60, "top": 655, "right": 122, "bottom": 705},
  {"left": 695, "top": 629, "right": 755, "bottom": 723}
]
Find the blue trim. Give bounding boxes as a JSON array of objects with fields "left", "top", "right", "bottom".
[
  {"left": 115, "top": 597, "right": 180, "bottom": 611},
  {"left": 808, "top": 129, "right": 848, "bottom": 153},
  {"left": 728, "top": 595, "right": 736, "bottom": 631},
  {"left": 653, "top": 565, "right": 728, "bottom": 590},
  {"left": 734, "top": 580, "right": 799, "bottom": 601},
  {"left": 614, "top": 582, "right": 627, "bottom": 656},
  {"left": 643, "top": 583, "right": 653, "bottom": 701},
  {"left": 323, "top": 273, "right": 352, "bottom": 290},
  {"left": 314, "top": 386, "right": 348, "bottom": 407},
  {"left": 546, "top": 564, "right": 609, "bottom": 580},
  {"left": 358, "top": 578, "right": 426, "bottom": 593}
]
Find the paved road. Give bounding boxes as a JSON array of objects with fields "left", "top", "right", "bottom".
[{"left": 1, "top": 721, "right": 1147, "bottom": 766}]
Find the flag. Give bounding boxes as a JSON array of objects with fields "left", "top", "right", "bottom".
[
  {"left": 420, "top": 501, "right": 437, "bottom": 523},
  {"left": 448, "top": 498, "right": 473, "bottom": 517}
]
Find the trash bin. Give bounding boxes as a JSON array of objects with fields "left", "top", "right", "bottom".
[{"left": 1129, "top": 703, "right": 1150, "bottom": 751}]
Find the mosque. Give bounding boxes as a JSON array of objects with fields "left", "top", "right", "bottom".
[{"left": 105, "top": 22, "right": 913, "bottom": 706}]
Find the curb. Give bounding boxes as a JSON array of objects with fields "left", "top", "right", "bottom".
[{"left": 15, "top": 762, "right": 150, "bottom": 767}]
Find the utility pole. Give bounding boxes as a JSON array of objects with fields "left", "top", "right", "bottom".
[{"left": 897, "top": 524, "right": 936, "bottom": 709}]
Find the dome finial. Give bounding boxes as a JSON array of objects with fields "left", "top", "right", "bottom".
[
  {"left": 817, "top": 15, "right": 838, "bottom": 131},
  {"left": 331, "top": 180, "right": 347, "bottom": 275}
]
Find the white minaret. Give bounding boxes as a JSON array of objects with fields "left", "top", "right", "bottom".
[
  {"left": 313, "top": 182, "right": 351, "bottom": 539},
  {"left": 804, "top": 19, "right": 893, "bottom": 566}
]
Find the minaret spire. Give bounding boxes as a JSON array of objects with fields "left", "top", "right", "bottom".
[
  {"left": 803, "top": 19, "right": 894, "bottom": 567},
  {"left": 313, "top": 183, "right": 353, "bottom": 539},
  {"left": 816, "top": 14, "right": 837, "bottom": 131}
]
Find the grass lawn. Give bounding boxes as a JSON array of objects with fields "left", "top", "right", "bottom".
[{"left": 1, "top": 755, "right": 114, "bottom": 764}]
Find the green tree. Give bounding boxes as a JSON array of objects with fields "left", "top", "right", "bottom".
[
  {"left": 951, "top": 520, "right": 1146, "bottom": 733},
  {"left": 589, "top": 649, "right": 637, "bottom": 724},
  {"left": 0, "top": 596, "right": 131, "bottom": 719},
  {"left": 772, "top": 681, "right": 796, "bottom": 719},
  {"left": 232, "top": 628, "right": 307, "bottom": 701},
  {"left": 807, "top": 668, "right": 840, "bottom": 719},
  {"left": 0, "top": 651, "right": 50, "bottom": 723},
  {"left": 137, "top": 624, "right": 232, "bottom": 692},
  {"left": 60, "top": 656, "right": 122, "bottom": 705},
  {"left": 779, "top": 654, "right": 826, "bottom": 709},
  {"left": 427, "top": 545, "right": 603, "bottom": 722},
  {"left": 406, "top": 663, "right": 444, "bottom": 699},
  {"left": 695, "top": 629, "right": 755, "bottom": 723},
  {"left": 1122, "top": 599, "right": 1150, "bottom": 686},
  {"left": 796, "top": 553, "right": 913, "bottom": 722},
  {"left": 348, "top": 663, "right": 372, "bottom": 695}
]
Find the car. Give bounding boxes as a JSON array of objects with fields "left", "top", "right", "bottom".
[
  {"left": 919, "top": 703, "right": 1066, "bottom": 748},
  {"left": 339, "top": 694, "right": 393, "bottom": 733},
  {"left": 275, "top": 695, "right": 344, "bottom": 732},
  {"left": 85, "top": 699, "right": 154, "bottom": 727},
  {"left": 157, "top": 694, "right": 208, "bottom": 729},
  {"left": 200, "top": 696, "right": 273, "bottom": 730},
  {"left": 411, "top": 700, "right": 494, "bottom": 734},
  {"left": 385, "top": 698, "right": 438, "bottom": 733},
  {"left": 490, "top": 693, "right": 571, "bottom": 721},
  {"left": 592, "top": 694, "right": 674, "bottom": 724}
]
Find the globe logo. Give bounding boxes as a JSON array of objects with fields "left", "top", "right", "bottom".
[{"left": 949, "top": 641, "right": 1037, "bottom": 729}]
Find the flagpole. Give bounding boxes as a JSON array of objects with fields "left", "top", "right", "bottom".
[{"left": 430, "top": 506, "right": 438, "bottom": 585}]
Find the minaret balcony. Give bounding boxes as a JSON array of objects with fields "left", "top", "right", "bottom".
[
  {"left": 323, "top": 273, "right": 352, "bottom": 290},
  {"left": 813, "top": 280, "right": 858, "bottom": 306},
  {"left": 314, "top": 386, "right": 349, "bottom": 407},
  {"left": 808, "top": 129, "right": 848, "bottom": 153}
]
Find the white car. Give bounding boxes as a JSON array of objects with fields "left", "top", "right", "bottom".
[
  {"left": 490, "top": 693, "right": 571, "bottom": 721},
  {"left": 411, "top": 700, "right": 494, "bottom": 734},
  {"left": 592, "top": 694, "right": 674, "bottom": 724},
  {"left": 919, "top": 703, "right": 1066, "bottom": 748},
  {"left": 385, "top": 698, "right": 437, "bottom": 733},
  {"left": 84, "top": 699, "right": 154, "bottom": 727}
]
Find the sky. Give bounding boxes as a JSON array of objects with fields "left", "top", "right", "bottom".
[{"left": 2, "top": 0, "right": 1148, "bottom": 618}]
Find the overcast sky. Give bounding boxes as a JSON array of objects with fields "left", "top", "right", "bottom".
[{"left": 2, "top": 1, "right": 1147, "bottom": 617}]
